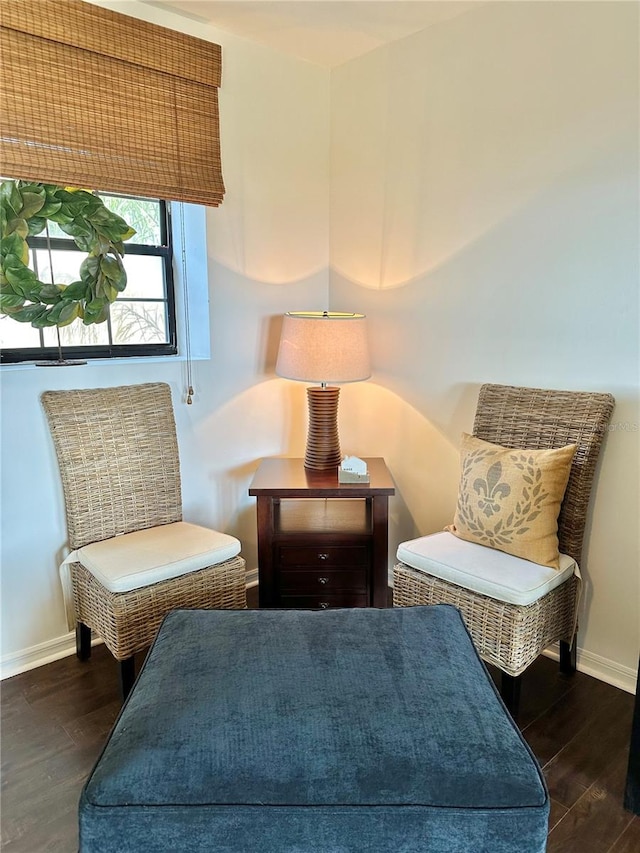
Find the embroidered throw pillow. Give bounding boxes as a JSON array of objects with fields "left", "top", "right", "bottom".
[{"left": 447, "top": 433, "right": 577, "bottom": 569}]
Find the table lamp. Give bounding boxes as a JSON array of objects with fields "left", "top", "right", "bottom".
[{"left": 276, "top": 311, "right": 371, "bottom": 471}]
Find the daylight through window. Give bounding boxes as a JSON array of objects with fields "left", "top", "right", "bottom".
[{"left": 0, "top": 193, "right": 177, "bottom": 363}]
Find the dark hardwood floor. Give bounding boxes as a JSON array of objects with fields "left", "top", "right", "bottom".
[{"left": 1, "top": 589, "right": 637, "bottom": 852}]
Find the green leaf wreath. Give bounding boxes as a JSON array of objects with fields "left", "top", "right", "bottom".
[{"left": 0, "top": 180, "right": 136, "bottom": 328}]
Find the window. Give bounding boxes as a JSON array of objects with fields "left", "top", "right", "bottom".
[{"left": 0, "top": 193, "right": 177, "bottom": 363}]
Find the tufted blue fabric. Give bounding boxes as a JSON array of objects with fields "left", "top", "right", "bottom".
[{"left": 79, "top": 606, "right": 549, "bottom": 852}]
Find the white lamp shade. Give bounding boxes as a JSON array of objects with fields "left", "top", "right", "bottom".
[{"left": 276, "top": 312, "right": 371, "bottom": 384}]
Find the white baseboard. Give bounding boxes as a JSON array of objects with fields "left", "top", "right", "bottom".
[
  {"left": 543, "top": 644, "right": 637, "bottom": 694},
  {"left": 1, "top": 631, "right": 104, "bottom": 680},
  {"left": 3, "top": 576, "right": 636, "bottom": 693}
]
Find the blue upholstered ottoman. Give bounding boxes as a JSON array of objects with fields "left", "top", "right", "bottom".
[{"left": 79, "top": 606, "right": 549, "bottom": 852}]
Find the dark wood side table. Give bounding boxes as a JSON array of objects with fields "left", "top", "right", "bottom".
[{"left": 249, "top": 458, "right": 395, "bottom": 609}]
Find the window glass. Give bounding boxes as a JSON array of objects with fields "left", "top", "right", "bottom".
[
  {"left": 110, "top": 301, "right": 167, "bottom": 345},
  {"left": 119, "top": 256, "right": 166, "bottom": 299},
  {"left": 33, "top": 248, "right": 81, "bottom": 285},
  {"left": 101, "top": 195, "right": 163, "bottom": 246},
  {"left": 0, "top": 191, "right": 176, "bottom": 362},
  {"left": 42, "top": 318, "right": 110, "bottom": 348}
]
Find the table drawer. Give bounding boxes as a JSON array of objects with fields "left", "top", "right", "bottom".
[
  {"left": 279, "top": 592, "right": 369, "bottom": 609},
  {"left": 279, "top": 568, "right": 367, "bottom": 594},
  {"left": 277, "top": 545, "right": 368, "bottom": 569}
]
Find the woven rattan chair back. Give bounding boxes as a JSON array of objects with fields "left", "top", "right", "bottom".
[
  {"left": 473, "top": 384, "right": 615, "bottom": 565},
  {"left": 42, "top": 383, "right": 182, "bottom": 550}
]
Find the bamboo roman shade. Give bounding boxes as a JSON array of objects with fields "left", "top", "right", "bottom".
[{"left": 0, "top": 0, "right": 225, "bottom": 205}]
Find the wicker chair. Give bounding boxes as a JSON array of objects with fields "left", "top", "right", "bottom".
[
  {"left": 393, "top": 383, "right": 614, "bottom": 714},
  {"left": 42, "top": 382, "right": 247, "bottom": 698}
]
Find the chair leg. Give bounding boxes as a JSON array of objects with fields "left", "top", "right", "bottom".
[
  {"left": 119, "top": 657, "right": 136, "bottom": 701},
  {"left": 559, "top": 636, "right": 577, "bottom": 674},
  {"left": 76, "top": 621, "right": 91, "bottom": 661},
  {"left": 501, "top": 673, "right": 522, "bottom": 718}
]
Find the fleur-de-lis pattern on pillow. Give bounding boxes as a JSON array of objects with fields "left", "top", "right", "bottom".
[
  {"left": 448, "top": 434, "right": 577, "bottom": 569},
  {"left": 473, "top": 459, "right": 511, "bottom": 517}
]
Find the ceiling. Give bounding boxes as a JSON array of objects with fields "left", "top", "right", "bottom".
[{"left": 143, "top": 1, "right": 481, "bottom": 67}]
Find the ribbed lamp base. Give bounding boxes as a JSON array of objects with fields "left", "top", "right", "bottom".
[{"left": 304, "top": 386, "right": 342, "bottom": 471}]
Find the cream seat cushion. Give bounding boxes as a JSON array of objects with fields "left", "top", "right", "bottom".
[
  {"left": 77, "top": 521, "right": 242, "bottom": 594},
  {"left": 396, "top": 531, "right": 576, "bottom": 607}
]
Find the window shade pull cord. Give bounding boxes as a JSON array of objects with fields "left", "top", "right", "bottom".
[{"left": 179, "top": 203, "right": 194, "bottom": 405}]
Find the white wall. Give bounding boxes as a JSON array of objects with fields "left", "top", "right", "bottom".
[
  {"left": 330, "top": 1, "right": 639, "bottom": 687},
  {"left": 0, "top": 1, "right": 330, "bottom": 671}
]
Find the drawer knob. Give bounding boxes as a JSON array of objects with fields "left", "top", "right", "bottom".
[
  {"left": 318, "top": 577, "right": 329, "bottom": 585},
  {"left": 318, "top": 553, "right": 329, "bottom": 561},
  {"left": 319, "top": 602, "right": 330, "bottom": 609}
]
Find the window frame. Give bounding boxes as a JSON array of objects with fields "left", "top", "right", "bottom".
[{"left": 0, "top": 197, "right": 178, "bottom": 364}]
